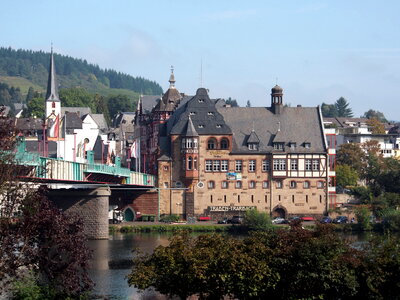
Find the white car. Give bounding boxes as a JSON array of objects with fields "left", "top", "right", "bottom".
[{"left": 272, "top": 217, "right": 287, "bottom": 224}]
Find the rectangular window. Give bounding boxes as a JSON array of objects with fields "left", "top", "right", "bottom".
[
  {"left": 235, "top": 160, "right": 242, "bottom": 172},
  {"left": 248, "top": 160, "right": 256, "bottom": 172},
  {"left": 312, "top": 159, "right": 320, "bottom": 170},
  {"left": 291, "top": 159, "right": 298, "bottom": 170},
  {"left": 276, "top": 180, "right": 283, "bottom": 189},
  {"left": 262, "top": 181, "right": 269, "bottom": 189},
  {"left": 221, "top": 181, "right": 228, "bottom": 189},
  {"left": 249, "top": 181, "right": 256, "bottom": 189},
  {"left": 274, "top": 143, "right": 284, "bottom": 150},
  {"left": 305, "top": 159, "right": 312, "bottom": 171},
  {"left": 235, "top": 181, "right": 242, "bottom": 189},
  {"left": 221, "top": 160, "right": 229, "bottom": 172},
  {"left": 213, "top": 160, "right": 220, "bottom": 172},
  {"left": 262, "top": 159, "right": 270, "bottom": 172},
  {"left": 273, "top": 159, "right": 286, "bottom": 171},
  {"left": 205, "top": 160, "right": 212, "bottom": 172}
]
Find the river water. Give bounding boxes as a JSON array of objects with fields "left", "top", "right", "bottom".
[
  {"left": 86, "top": 231, "right": 393, "bottom": 299},
  {"left": 87, "top": 233, "right": 171, "bottom": 300}
]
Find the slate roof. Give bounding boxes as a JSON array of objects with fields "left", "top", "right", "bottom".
[
  {"left": 140, "top": 95, "right": 161, "bottom": 113},
  {"left": 64, "top": 112, "right": 83, "bottom": 130},
  {"left": 247, "top": 130, "right": 260, "bottom": 143},
  {"left": 170, "top": 88, "right": 232, "bottom": 135},
  {"left": 61, "top": 107, "right": 92, "bottom": 117},
  {"left": 185, "top": 115, "right": 199, "bottom": 137},
  {"left": 217, "top": 106, "right": 326, "bottom": 154},
  {"left": 91, "top": 114, "right": 108, "bottom": 131},
  {"left": 45, "top": 50, "right": 60, "bottom": 102},
  {"left": 0, "top": 105, "right": 11, "bottom": 117},
  {"left": 16, "top": 118, "right": 43, "bottom": 131}
]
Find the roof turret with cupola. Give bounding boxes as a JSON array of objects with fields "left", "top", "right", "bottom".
[{"left": 153, "top": 66, "right": 183, "bottom": 112}]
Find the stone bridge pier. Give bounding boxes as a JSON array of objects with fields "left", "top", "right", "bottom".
[{"left": 48, "top": 187, "right": 111, "bottom": 239}]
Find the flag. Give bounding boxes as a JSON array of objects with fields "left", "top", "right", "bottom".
[
  {"left": 49, "top": 115, "right": 60, "bottom": 138},
  {"left": 131, "top": 140, "right": 138, "bottom": 158}
]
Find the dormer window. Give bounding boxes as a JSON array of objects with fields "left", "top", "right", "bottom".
[
  {"left": 198, "top": 99, "right": 204, "bottom": 103},
  {"left": 289, "top": 142, "right": 296, "bottom": 150},
  {"left": 248, "top": 143, "right": 258, "bottom": 150},
  {"left": 216, "top": 124, "right": 222, "bottom": 128},
  {"left": 274, "top": 143, "right": 284, "bottom": 151},
  {"left": 198, "top": 124, "right": 204, "bottom": 128},
  {"left": 207, "top": 112, "right": 214, "bottom": 115},
  {"left": 189, "top": 112, "right": 196, "bottom": 116},
  {"left": 304, "top": 142, "right": 311, "bottom": 149}
]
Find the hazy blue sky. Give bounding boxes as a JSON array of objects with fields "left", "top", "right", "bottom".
[{"left": 1, "top": 0, "right": 400, "bottom": 120}]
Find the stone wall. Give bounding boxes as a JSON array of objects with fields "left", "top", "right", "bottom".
[{"left": 48, "top": 187, "right": 111, "bottom": 240}]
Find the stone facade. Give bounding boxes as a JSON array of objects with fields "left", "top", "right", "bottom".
[{"left": 162, "top": 134, "right": 328, "bottom": 219}]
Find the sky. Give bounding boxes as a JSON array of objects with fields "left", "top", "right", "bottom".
[{"left": 1, "top": 0, "right": 400, "bottom": 120}]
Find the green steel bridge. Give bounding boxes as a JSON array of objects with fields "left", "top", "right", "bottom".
[{"left": 13, "top": 138, "right": 155, "bottom": 187}]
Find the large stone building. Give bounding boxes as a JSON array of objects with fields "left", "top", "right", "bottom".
[{"left": 139, "top": 82, "right": 332, "bottom": 219}]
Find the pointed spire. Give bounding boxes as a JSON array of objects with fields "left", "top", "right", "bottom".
[
  {"left": 45, "top": 48, "right": 60, "bottom": 102},
  {"left": 185, "top": 115, "right": 198, "bottom": 137},
  {"left": 169, "top": 65, "right": 175, "bottom": 88}
]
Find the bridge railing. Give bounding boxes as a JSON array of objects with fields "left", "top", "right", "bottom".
[{"left": 13, "top": 138, "right": 155, "bottom": 186}]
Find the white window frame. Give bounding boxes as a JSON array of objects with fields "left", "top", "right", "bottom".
[{"left": 249, "top": 160, "right": 256, "bottom": 172}]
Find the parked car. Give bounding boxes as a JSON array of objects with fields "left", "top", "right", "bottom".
[
  {"left": 217, "top": 218, "right": 229, "bottom": 224},
  {"left": 272, "top": 217, "right": 288, "bottom": 224},
  {"left": 333, "top": 216, "right": 348, "bottom": 224},
  {"left": 320, "top": 216, "right": 333, "bottom": 224},
  {"left": 301, "top": 216, "right": 315, "bottom": 222},
  {"left": 229, "top": 216, "right": 244, "bottom": 224}
]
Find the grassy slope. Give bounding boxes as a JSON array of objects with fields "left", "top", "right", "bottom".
[
  {"left": 0, "top": 76, "right": 45, "bottom": 95},
  {"left": 0, "top": 75, "right": 140, "bottom": 100}
]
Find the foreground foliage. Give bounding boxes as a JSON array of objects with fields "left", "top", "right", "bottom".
[
  {"left": 128, "top": 224, "right": 400, "bottom": 299},
  {"left": 0, "top": 117, "right": 92, "bottom": 299}
]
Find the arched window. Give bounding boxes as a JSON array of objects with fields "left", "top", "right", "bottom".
[
  {"left": 207, "top": 138, "right": 217, "bottom": 149},
  {"left": 52, "top": 101, "right": 55, "bottom": 108},
  {"left": 194, "top": 157, "right": 197, "bottom": 170},
  {"left": 249, "top": 181, "right": 256, "bottom": 189},
  {"left": 290, "top": 181, "right": 297, "bottom": 189},
  {"left": 220, "top": 138, "right": 229, "bottom": 149},
  {"left": 188, "top": 156, "right": 192, "bottom": 170}
]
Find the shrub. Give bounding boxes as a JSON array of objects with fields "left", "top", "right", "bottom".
[
  {"left": 381, "top": 209, "right": 400, "bottom": 232},
  {"left": 159, "top": 214, "right": 180, "bottom": 223},
  {"left": 355, "top": 207, "right": 372, "bottom": 231},
  {"left": 243, "top": 209, "right": 272, "bottom": 231}
]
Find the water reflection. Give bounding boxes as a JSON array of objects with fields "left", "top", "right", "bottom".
[
  {"left": 87, "top": 233, "right": 170, "bottom": 300},
  {"left": 87, "top": 231, "right": 398, "bottom": 299}
]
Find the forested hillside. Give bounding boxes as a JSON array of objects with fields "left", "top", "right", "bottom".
[{"left": 0, "top": 47, "right": 163, "bottom": 96}]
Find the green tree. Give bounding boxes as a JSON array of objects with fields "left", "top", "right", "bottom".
[
  {"left": 362, "top": 109, "right": 387, "bottom": 122},
  {"left": 93, "top": 94, "right": 111, "bottom": 125},
  {"left": 366, "top": 117, "right": 386, "bottom": 134},
  {"left": 243, "top": 209, "right": 271, "bottom": 230},
  {"left": 336, "top": 164, "right": 359, "bottom": 188},
  {"left": 107, "top": 94, "right": 134, "bottom": 119},
  {"left": 225, "top": 97, "right": 239, "bottom": 107},
  {"left": 336, "top": 143, "right": 366, "bottom": 175},
  {"left": 246, "top": 100, "right": 251, "bottom": 107},
  {"left": 321, "top": 102, "right": 337, "bottom": 117},
  {"left": 59, "top": 88, "right": 95, "bottom": 111},
  {"left": 25, "top": 87, "right": 35, "bottom": 103},
  {"left": 335, "top": 97, "right": 353, "bottom": 117},
  {"left": 355, "top": 207, "right": 372, "bottom": 231},
  {"left": 25, "top": 97, "right": 45, "bottom": 118}
]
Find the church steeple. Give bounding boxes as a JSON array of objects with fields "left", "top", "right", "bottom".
[
  {"left": 45, "top": 47, "right": 61, "bottom": 120},
  {"left": 45, "top": 47, "right": 60, "bottom": 102}
]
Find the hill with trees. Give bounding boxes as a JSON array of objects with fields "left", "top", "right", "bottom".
[{"left": 0, "top": 47, "right": 163, "bottom": 98}]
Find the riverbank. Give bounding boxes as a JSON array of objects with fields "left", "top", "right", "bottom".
[{"left": 109, "top": 221, "right": 397, "bottom": 234}]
